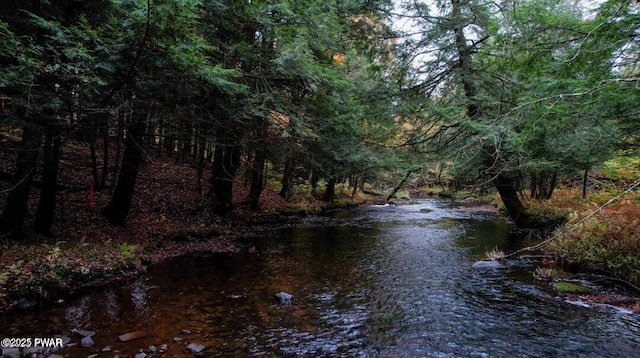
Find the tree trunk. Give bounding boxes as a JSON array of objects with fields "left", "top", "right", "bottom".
[
  {"left": 323, "top": 177, "right": 337, "bottom": 202},
  {"left": 102, "top": 119, "right": 145, "bottom": 226},
  {"left": 529, "top": 172, "right": 538, "bottom": 199},
  {"left": 209, "top": 128, "right": 242, "bottom": 215},
  {"left": 100, "top": 118, "right": 109, "bottom": 189},
  {"left": 110, "top": 114, "right": 125, "bottom": 194},
  {"left": 279, "top": 154, "right": 294, "bottom": 201},
  {"left": 452, "top": 0, "right": 480, "bottom": 120},
  {"left": 547, "top": 172, "right": 557, "bottom": 199},
  {"left": 181, "top": 119, "right": 193, "bottom": 161},
  {"left": 248, "top": 149, "right": 266, "bottom": 209},
  {"left": 351, "top": 176, "right": 358, "bottom": 197},
  {"left": 310, "top": 166, "right": 319, "bottom": 196},
  {"left": 195, "top": 127, "right": 208, "bottom": 201},
  {"left": 582, "top": 168, "right": 588, "bottom": 199},
  {"left": 386, "top": 169, "right": 415, "bottom": 202},
  {"left": 89, "top": 125, "right": 100, "bottom": 190},
  {"left": 493, "top": 172, "right": 528, "bottom": 227},
  {"left": 0, "top": 123, "right": 42, "bottom": 237},
  {"left": 34, "top": 125, "right": 63, "bottom": 236}
]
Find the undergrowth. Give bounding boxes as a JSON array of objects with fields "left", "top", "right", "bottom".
[
  {"left": 547, "top": 202, "right": 640, "bottom": 284},
  {"left": 0, "top": 240, "right": 142, "bottom": 307}
]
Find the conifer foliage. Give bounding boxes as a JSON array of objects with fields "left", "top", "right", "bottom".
[
  {"left": 1, "top": 0, "right": 638, "bottom": 236},
  {"left": 0, "top": 0, "right": 394, "bottom": 235}
]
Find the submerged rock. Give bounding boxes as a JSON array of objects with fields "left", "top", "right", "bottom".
[
  {"left": 2, "top": 347, "right": 20, "bottom": 358},
  {"left": 118, "top": 331, "right": 147, "bottom": 342},
  {"left": 275, "top": 291, "right": 293, "bottom": 304},
  {"left": 186, "top": 343, "right": 206, "bottom": 353},
  {"left": 72, "top": 329, "right": 96, "bottom": 337},
  {"left": 80, "top": 336, "right": 94, "bottom": 347},
  {"left": 471, "top": 260, "right": 502, "bottom": 269}
]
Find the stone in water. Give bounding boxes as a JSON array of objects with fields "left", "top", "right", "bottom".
[
  {"left": 119, "top": 331, "right": 147, "bottom": 342},
  {"left": 275, "top": 292, "right": 293, "bottom": 304}
]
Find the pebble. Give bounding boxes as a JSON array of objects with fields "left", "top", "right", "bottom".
[
  {"left": 471, "top": 260, "right": 502, "bottom": 269},
  {"left": 118, "top": 331, "right": 147, "bottom": 342},
  {"left": 72, "top": 329, "right": 96, "bottom": 337},
  {"left": 275, "top": 291, "right": 293, "bottom": 304},
  {"left": 81, "top": 336, "right": 94, "bottom": 347},
  {"left": 1, "top": 348, "right": 20, "bottom": 358},
  {"left": 186, "top": 343, "right": 206, "bottom": 353}
]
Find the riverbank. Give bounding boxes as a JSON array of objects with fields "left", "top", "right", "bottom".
[{"left": 0, "top": 157, "right": 370, "bottom": 313}]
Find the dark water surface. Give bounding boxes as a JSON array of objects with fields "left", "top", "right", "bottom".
[{"left": 2, "top": 199, "right": 640, "bottom": 357}]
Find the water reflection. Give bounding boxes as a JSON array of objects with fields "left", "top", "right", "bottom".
[{"left": 1, "top": 199, "right": 639, "bottom": 357}]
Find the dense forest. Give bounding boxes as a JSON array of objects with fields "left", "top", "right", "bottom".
[{"left": 1, "top": 0, "right": 639, "bottom": 305}]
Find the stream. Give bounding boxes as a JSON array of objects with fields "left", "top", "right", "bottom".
[{"left": 2, "top": 198, "right": 640, "bottom": 357}]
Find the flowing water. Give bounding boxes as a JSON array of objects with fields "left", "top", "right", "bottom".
[{"left": 2, "top": 198, "right": 640, "bottom": 357}]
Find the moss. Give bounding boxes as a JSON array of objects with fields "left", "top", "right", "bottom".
[{"left": 553, "top": 281, "right": 592, "bottom": 294}]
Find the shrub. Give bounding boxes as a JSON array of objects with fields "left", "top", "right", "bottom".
[
  {"left": 522, "top": 200, "right": 568, "bottom": 229},
  {"left": 548, "top": 203, "right": 640, "bottom": 284}
]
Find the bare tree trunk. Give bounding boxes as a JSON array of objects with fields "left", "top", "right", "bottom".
[
  {"left": 102, "top": 117, "right": 146, "bottom": 226},
  {"left": 110, "top": 113, "right": 125, "bottom": 194},
  {"left": 351, "top": 176, "right": 358, "bottom": 197},
  {"left": 547, "top": 172, "right": 557, "bottom": 199},
  {"left": 387, "top": 169, "right": 415, "bottom": 202},
  {"left": 493, "top": 172, "right": 528, "bottom": 227},
  {"left": 86, "top": 115, "right": 101, "bottom": 190},
  {"left": 34, "top": 125, "right": 63, "bottom": 236},
  {"left": 279, "top": 153, "right": 294, "bottom": 201},
  {"left": 195, "top": 127, "right": 208, "bottom": 201},
  {"left": 209, "top": 124, "right": 242, "bottom": 215},
  {"left": 323, "top": 177, "right": 337, "bottom": 203},
  {"left": 100, "top": 117, "right": 109, "bottom": 189},
  {"left": 582, "top": 168, "right": 588, "bottom": 199},
  {"left": 248, "top": 149, "right": 266, "bottom": 209},
  {"left": 0, "top": 123, "right": 42, "bottom": 237},
  {"left": 310, "top": 166, "right": 319, "bottom": 196}
]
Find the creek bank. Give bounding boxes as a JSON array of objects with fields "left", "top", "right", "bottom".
[
  {"left": 535, "top": 266, "right": 640, "bottom": 313},
  {"left": 0, "top": 200, "right": 364, "bottom": 314}
]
